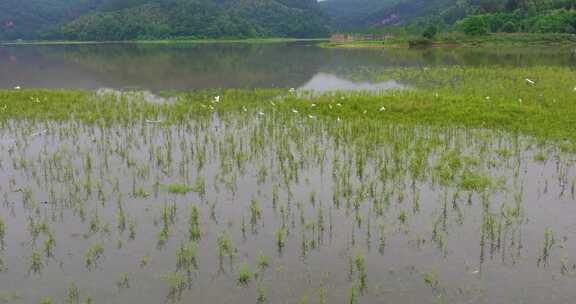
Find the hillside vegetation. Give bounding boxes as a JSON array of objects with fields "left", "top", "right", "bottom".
[
  {"left": 322, "top": 0, "right": 576, "bottom": 35},
  {"left": 1, "top": 0, "right": 575, "bottom": 41},
  {"left": 1, "top": 0, "right": 329, "bottom": 41}
]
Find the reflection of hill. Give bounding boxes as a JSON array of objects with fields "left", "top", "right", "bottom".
[
  {"left": 0, "top": 43, "right": 574, "bottom": 91},
  {"left": 1, "top": 42, "right": 330, "bottom": 90},
  {"left": 47, "top": 43, "right": 333, "bottom": 90}
]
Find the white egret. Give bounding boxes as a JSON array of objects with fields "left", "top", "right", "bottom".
[
  {"left": 14, "top": 86, "right": 21, "bottom": 90},
  {"left": 291, "top": 109, "right": 298, "bottom": 114},
  {"left": 258, "top": 111, "right": 265, "bottom": 116},
  {"left": 379, "top": 106, "right": 386, "bottom": 112},
  {"left": 525, "top": 78, "right": 535, "bottom": 85}
]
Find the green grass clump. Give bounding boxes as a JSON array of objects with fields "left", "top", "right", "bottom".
[
  {"left": 237, "top": 261, "right": 251, "bottom": 285},
  {"left": 163, "top": 184, "right": 193, "bottom": 194}
]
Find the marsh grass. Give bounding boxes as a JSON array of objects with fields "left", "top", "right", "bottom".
[
  {"left": 163, "top": 184, "right": 193, "bottom": 195},
  {"left": 85, "top": 242, "right": 104, "bottom": 270},
  {"left": 237, "top": 261, "right": 251, "bottom": 285}
]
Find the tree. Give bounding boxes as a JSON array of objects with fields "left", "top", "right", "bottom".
[
  {"left": 422, "top": 25, "right": 438, "bottom": 39},
  {"left": 500, "top": 21, "right": 518, "bottom": 32},
  {"left": 459, "top": 15, "right": 490, "bottom": 36}
]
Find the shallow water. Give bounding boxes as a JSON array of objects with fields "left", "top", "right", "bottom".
[
  {"left": 0, "top": 111, "right": 575, "bottom": 303},
  {"left": 0, "top": 42, "right": 575, "bottom": 92}
]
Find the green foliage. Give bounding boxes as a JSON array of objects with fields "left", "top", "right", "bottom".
[
  {"left": 44, "top": 0, "right": 329, "bottom": 41},
  {"left": 326, "top": 0, "right": 576, "bottom": 37},
  {"left": 459, "top": 16, "right": 490, "bottom": 36},
  {"left": 237, "top": 261, "right": 251, "bottom": 285},
  {"left": 163, "top": 184, "right": 193, "bottom": 194},
  {"left": 500, "top": 21, "right": 518, "bottom": 32},
  {"left": 408, "top": 37, "right": 433, "bottom": 48},
  {"left": 1, "top": 0, "right": 328, "bottom": 41},
  {"left": 422, "top": 25, "right": 438, "bottom": 39},
  {"left": 0, "top": 0, "right": 97, "bottom": 40}
]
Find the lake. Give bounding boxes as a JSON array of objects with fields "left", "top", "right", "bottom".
[{"left": 1, "top": 41, "right": 574, "bottom": 92}]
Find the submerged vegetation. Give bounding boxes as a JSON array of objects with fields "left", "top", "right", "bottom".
[{"left": 0, "top": 64, "right": 575, "bottom": 303}]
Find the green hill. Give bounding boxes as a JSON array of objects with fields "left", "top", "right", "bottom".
[
  {"left": 1, "top": 0, "right": 329, "bottom": 41},
  {"left": 320, "top": 0, "right": 576, "bottom": 34}
]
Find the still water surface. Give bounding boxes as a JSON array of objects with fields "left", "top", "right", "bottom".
[{"left": 1, "top": 42, "right": 574, "bottom": 91}]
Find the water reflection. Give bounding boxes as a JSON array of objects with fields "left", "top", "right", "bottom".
[
  {"left": 96, "top": 88, "right": 176, "bottom": 104},
  {"left": 299, "top": 72, "right": 406, "bottom": 92},
  {"left": 0, "top": 42, "right": 574, "bottom": 91}
]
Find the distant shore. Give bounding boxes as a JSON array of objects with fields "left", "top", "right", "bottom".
[
  {"left": 320, "top": 33, "right": 576, "bottom": 49},
  {"left": 0, "top": 38, "right": 328, "bottom": 46}
]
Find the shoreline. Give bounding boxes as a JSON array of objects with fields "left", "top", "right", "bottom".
[
  {"left": 0, "top": 38, "right": 328, "bottom": 47},
  {"left": 319, "top": 33, "right": 576, "bottom": 50}
]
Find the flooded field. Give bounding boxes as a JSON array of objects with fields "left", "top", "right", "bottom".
[
  {"left": 0, "top": 43, "right": 575, "bottom": 303},
  {"left": 0, "top": 90, "right": 575, "bottom": 304}
]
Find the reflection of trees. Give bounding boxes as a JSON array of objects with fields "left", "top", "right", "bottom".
[
  {"left": 1, "top": 43, "right": 574, "bottom": 91},
  {"left": 319, "top": 47, "right": 576, "bottom": 81},
  {"left": 38, "top": 42, "right": 330, "bottom": 90}
]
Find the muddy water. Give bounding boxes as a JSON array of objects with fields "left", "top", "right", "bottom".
[{"left": 0, "top": 113, "right": 575, "bottom": 304}]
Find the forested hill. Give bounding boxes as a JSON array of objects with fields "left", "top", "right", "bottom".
[
  {"left": 0, "top": 0, "right": 101, "bottom": 40},
  {"left": 0, "top": 0, "right": 329, "bottom": 41},
  {"left": 321, "top": 0, "right": 576, "bottom": 34},
  {"left": 318, "top": 0, "right": 399, "bottom": 30}
]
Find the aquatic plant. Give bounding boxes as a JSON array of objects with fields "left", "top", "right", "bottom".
[
  {"left": 237, "top": 261, "right": 251, "bottom": 285},
  {"left": 161, "top": 272, "right": 187, "bottom": 302},
  {"left": 217, "top": 232, "right": 235, "bottom": 263},
  {"left": 29, "top": 250, "right": 42, "bottom": 274},
  {"left": 0, "top": 217, "right": 4, "bottom": 250},
  {"left": 355, "top": 252, "right": 367, "bottom": 291},
  {"left": 38, "top": 298, "right": 53, "bottom": 304},
  {"left": 85, "top": 242, "right": 104, "bottom": 270},
  {"left": 188, "top": 205, "right": 201, "bottom": 240},
  {"left": 256, "top": 280, "right": 267, "bottom": 304},
  {"left": 163, "top": 184, "right": 193, "bottom": 195},
  {"left": 64, "top": 281, "right": 80, "bottom": 304},
  {"left": 176, "top": 241, "right": 198, "bottom": 272},
  {"left": 538, "top": 228, "right": 555, "bottom": 267},
  {"left": 256, "top": 252, "right": 270, "bottom": 270},
  {"left": 117, "top": 272, "right": 130, "bottom": 289}
]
